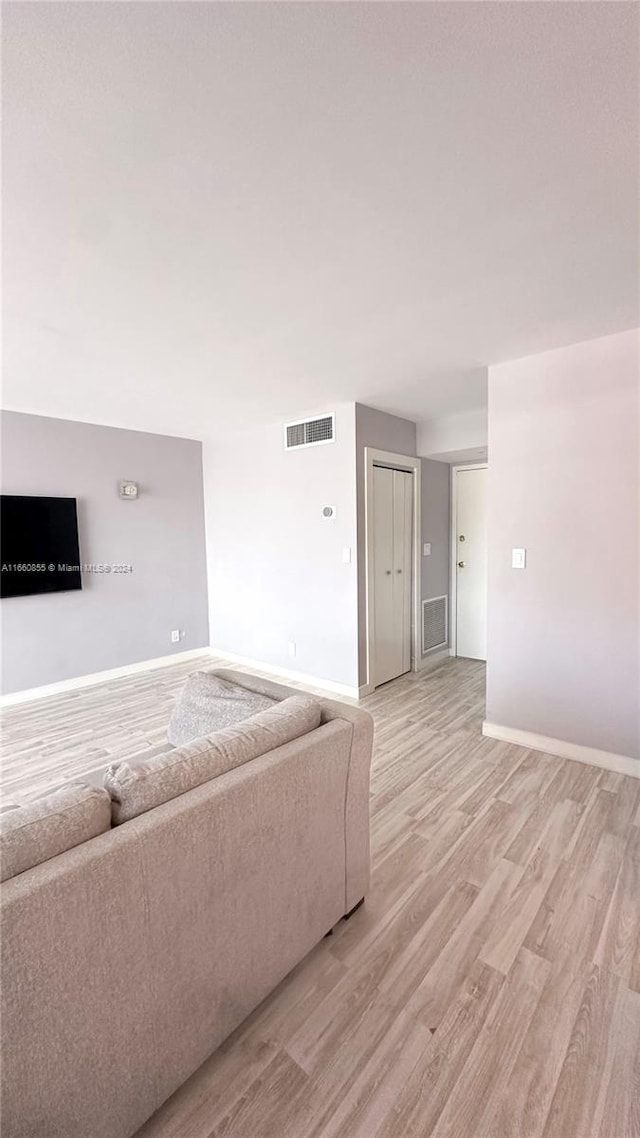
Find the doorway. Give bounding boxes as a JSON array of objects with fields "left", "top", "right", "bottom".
[
  {"left": 364, "top": 448, "right": 421, "bottom": 692},
  {"left": 451, "top": 464, "right": 488, "bottom": 660}
]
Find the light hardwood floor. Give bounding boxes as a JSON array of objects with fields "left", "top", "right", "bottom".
[
  {"left": 3, "top": 657, "right": 640, "bottom": 1137},
  {"left": 1, "top": 653, "right": 217, "bottom": 802}
]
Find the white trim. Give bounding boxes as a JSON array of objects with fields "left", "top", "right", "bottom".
[
  {"left": 482, "top": 721, "right": 640, "bottom": 780},
  {"left": 449, "top": 462, "right": 488, "bottom": 658},
  {"left": 0, "top": 648, "right": 210, "bottom": 707},
  {"left": 210, "top": 648, "right": 361, "bottom": 700},
  {"left": 2, "top": 644, "right": 365, "bottom": 708},
  {"left": 364, "top": 448, "right": 422, "bottom": 691},
  {"left": 416, "top": 646, "right": 451, "bottom": 673}
]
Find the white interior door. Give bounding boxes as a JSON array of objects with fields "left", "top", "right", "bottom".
[
  {"left": 455, "top": 466, "right": 488, "bottom": 660},
  {"left": 373, "top": 466, "right": 413, "bottom": 686}
]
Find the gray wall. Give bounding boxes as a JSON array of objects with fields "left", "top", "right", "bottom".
[
  {"left": 203, "top": 404, "right": 359, "bottom": 690},
  {"left": 1, "top": 412, "right": 209, "bottom": 694},
  {"left": 486, "top": 329, "right": 639, "bottom": 761},
  {"left": 421, "top": 458, "right": 451, "bottom": 651},
  {"left": 354, "top": 404, "right": 417, "bottom": 684}
]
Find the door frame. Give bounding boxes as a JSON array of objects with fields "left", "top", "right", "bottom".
[
  {"left": 450, "top": 462, "right": 488, "bottom": 658},
  {"left": 363, "top": 447, "right": 422, "bottom": 692}
]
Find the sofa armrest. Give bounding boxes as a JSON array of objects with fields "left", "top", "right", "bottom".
[
  {"left": 211, "top": 670, "right": 373, "bottom": 913},
  {"left": 318, "top": 701, "right": 373, "bottom": 911}
]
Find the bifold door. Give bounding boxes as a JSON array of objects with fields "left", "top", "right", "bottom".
[{"left": 373, "top": 466, "right": 412, "bottom": 686}]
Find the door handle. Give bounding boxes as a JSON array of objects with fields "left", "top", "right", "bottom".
[
  {"left": 396, "top": 569, "right": 402, "bottom": 574},
  {"left": 458, "top": 561, "right": 466, "bottom": 568},
  {"left": 385, "top": 570, "right": 392, "bottom": 575}
]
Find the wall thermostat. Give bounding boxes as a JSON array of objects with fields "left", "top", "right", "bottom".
[
  {"left": 119, "top": 481, "right": 139, "bottom": 500},
  {"left": 321, "top": 505, "right": 336, "bottom": 519}
]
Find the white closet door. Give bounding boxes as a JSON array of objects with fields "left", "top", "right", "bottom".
[
  {"left": 393, "top": 469, "right": 413, "bottom": 675},
  {"left": 373, "top": 466, "right": 413, "bottom": 686}
]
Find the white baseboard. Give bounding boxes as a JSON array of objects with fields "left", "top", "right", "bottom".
[
  {"left": 482, "top": 721, "right": 640, "bottom": 780},
  {"left": 416, "top": 647, "right": 451, "bottom": 673},
  {"left": 0, "top": 648, "right": 211, "bottom": 708},
  {"left": 2, "top": 645, "right": 362, "bottom": 708},
  {"left": 209, "top": 648, "right": 360, "bottom": 700}
]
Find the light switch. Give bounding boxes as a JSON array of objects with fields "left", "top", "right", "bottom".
[
  {"left": 342, "top": 547, "right": 352, "bottom": 564},
  {"left": 423, "top": 543, "right": 432, "bottom": 556},
  {"left": 512, "top": 548, "right": 526, "bottom": 569}
]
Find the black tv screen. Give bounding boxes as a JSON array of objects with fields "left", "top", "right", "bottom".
[{"left": 1, "top": 496, "right": 82, "bottom": 599}]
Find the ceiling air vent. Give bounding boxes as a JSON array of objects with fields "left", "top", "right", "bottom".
[
  {"left": 284, "top": 413, "right": 335, "bottom": 450},
  {"left": 422, "top": 595, "right": 448, "bottom": 653}
]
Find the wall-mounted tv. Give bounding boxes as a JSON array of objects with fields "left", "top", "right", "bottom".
[{"left": 1, "top": 496, "right": 82, "bottom": 599}]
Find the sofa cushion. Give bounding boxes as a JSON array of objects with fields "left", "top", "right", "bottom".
[
  {"left": 213, "top": 667, "right": 302, "bottom": 703},
  {"left": 75, "top": 743, "right": 174, "bottom": 793},
  {"left": 105, "top": 694, "right": 322, "bottom": 824},
  {"left": 0, "top": 783, "right": 111, "bottom": 882},
  {"left": 168, "top": 670, "right": 277, "bottom": 747}
]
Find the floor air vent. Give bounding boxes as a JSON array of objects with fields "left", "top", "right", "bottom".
[
  {"left": 285, "top": 414, "right": 335, "bottom": 450},
  {"left": 422, "top": 595, "right": 448, "bottom": 653}
]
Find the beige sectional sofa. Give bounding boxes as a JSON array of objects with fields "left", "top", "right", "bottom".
[{"left": 0, "top": 671, "right": 373, "bottom": 1138}]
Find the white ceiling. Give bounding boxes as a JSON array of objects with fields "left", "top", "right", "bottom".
[{"left": 3, "top": 2, "right": 638, "bottom": 439}]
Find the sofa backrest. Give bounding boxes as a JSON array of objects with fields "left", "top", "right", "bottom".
[{"left": 104, "top": 694, "right": 322, "bottom": 824}]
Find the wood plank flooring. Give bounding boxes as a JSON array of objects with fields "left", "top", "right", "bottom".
[
  {"left": 2, "top": 657, "right": 639, "bottom": 1136},
  {"left": 1, "top": 653, "right": 222, "bottom": 801}
]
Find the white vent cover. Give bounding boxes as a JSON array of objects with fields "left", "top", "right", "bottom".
[
  {"left": 422, "top": 595, "right": 448, "bottom": 653},
  {"left": 285, "top": 413, "right": 335, "bottom": 450}
]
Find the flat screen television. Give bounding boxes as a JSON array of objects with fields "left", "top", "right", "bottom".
[{"left": 1, "top": 496, "right": 82, "bottom": 599}]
